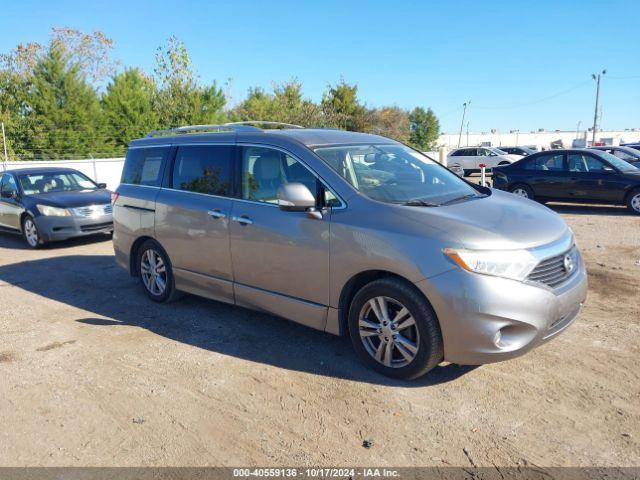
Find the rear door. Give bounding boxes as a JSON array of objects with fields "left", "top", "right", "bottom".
[
  {"left": 154, "top": 144, "right": 235, "bottom": 303},
  {"left": 228, "top": 145, "right": 334, "bottom": 330},
  {"left": 451, "top": 148, "right": 476, "bottom": 170},
  {"left": 0, "top": 173, "right": 22, "bottom": 230},
  {"left": 523, "top": 152, "right": 567, "bottom": 199}
]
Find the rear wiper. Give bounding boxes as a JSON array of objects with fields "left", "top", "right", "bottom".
[
  {"left": 439, "top": 194, "right": 482, "bottom": 206},
  {"left": 401, "top": 199, "right": 440, "bottom": 207}
]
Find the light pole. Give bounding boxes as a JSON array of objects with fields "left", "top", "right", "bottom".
[
  {"left": 457, "top": 101, "right": 470, "bottom": 148},
  {"left": 576, "top": 121, "right": 582, "bottom": 140},
  {"left": 591, "top": 69, "right": 606, "bottom": 146}
]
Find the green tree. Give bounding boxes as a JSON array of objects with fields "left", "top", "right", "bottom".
[
  {"left": 321, "top": 80, "right": 368, "bottom": 131},
  {"left": 408, "top": 107, "right": 440, "bottom": 151},
  {"left": 366, "top": 106, "right": 410, "bottom": 143},
  {"left": 153, "top": 36, "right": 226, "bottom": 127},
  {"left": 102, "top": 68, "right": 158, "bottom": 154},
  {"left": 26, "top": 45, "right": 106, "bottom": 158}
]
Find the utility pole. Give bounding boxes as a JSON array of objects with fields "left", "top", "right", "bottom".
[
  {"left": 576, "top": 121, "right": 582, "bottom": 139},
  {"left": 1, "top": 122, "right": 7, "bottom": 169},
  {"left": 457, "top": 101, "right": 470, "bottom": 148},
  {"left": 591, "top": 69, "right": 606, "bottom": 146},
  {"left": 466, "top": 122, "right": 469, "bottom": 147}
]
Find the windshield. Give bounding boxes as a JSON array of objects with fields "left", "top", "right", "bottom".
[
  {"left": 595, "top": 151, "right": 639, "bottom": 172},
  {"left": 314, "top": 144, "right": 482, "bottom": 205},
  {"left": 18, "top": 171, "right": 99, "bottom": 195}
]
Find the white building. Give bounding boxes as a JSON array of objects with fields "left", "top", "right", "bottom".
[{"left": 438, "top": 129, "right": 640, "bottom": 150}]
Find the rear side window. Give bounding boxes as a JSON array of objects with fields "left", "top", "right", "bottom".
[
  {"left": 121, "top": 147, "right": 169, "bottom": 186},
  {"left": 524, "top": 153, "right": 565, "bottom": 171},
  {"left": 172, "top": 145, "right": 233, "bottom": 196}
]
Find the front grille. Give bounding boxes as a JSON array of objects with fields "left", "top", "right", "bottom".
[
  {"left": 72, "top": 204, "right": 112, "bottom": 218},
  {"left": 527, "top": 247, "right": 578, "bottom": 288},
  {"left": 80, "top": 222, "right": 113, "bottom": 232}
]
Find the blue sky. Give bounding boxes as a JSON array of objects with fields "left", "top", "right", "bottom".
[{"left": 1, "top": 0, "right": 638, "bottom": 132}]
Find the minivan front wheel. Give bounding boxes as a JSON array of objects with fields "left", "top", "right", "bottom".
[
  {"left": 348, "top": 277, "right": 443, "bottom": 379},
  {"left": 137, "top": 240, "right": 180, "bottom": 303}
]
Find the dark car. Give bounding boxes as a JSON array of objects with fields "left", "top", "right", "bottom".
[
  {"left": 590, "top": 146, "right": 640, "bottom": 167},
  {"left": 0, "top": 167, "right": 113, "bottom": 248},
  {"left": 498, "top": 146, "right": 536, "bottom": 156},
  {"left": 492, "top": 149, "right": 640, "bottom": 214}
]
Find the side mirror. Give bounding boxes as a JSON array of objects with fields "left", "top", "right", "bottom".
[
  {"left": 1, "top": 190, "right": 16, "bottom": 199},
  {"left": 602, "top": 166, "right": 615, "bottom": 173},
  {"left": 278, "top": 182, "right": 316, "bottom": 212},
  {"left": 97, "top": 183, "right": 107, "bottom": 189}
]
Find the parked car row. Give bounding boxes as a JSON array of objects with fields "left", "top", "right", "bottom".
[{"left": 492, "top": 148, "right": 640, "bottom": 214}]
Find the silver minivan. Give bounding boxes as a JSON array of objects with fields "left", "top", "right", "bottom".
[{"left": 112, "top": 123, "right": 587, "bottom": 379}]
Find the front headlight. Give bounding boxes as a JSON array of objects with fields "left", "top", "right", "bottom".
[
  {"left": 37, "top": 204, "right": 71, "bottom": 217},
  {"left": 443, "top": 247, "right": 538, "bottom": 281}
]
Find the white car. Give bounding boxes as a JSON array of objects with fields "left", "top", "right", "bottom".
[{"left": 447, "top": 147, "right": 523, "bottom": 176}]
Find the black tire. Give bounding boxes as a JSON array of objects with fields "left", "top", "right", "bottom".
[
  {"left": 21, "top": 215, "right": 44, "bottom": 249},
  {"left": 626, "top": 188, "right": 640, "bottom": 215},
  {"left": 136, "top": 239, "right": 181, "bottom": 303},
  {"left": 347, "top": 277, "right": 443, "bottom": 380},
  {"left": 463, "top": 169, "right": 471, "bottom": 177},
  {"left": 509, "top": 183, "right": 535, "bottom": 200}
]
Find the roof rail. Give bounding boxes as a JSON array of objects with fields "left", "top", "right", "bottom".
[
  {"left": 225, "top": 121, "right": 305, "bottom": 129},
  {"left": 145, "top": 123, "right": 261, "bottom": 138}
]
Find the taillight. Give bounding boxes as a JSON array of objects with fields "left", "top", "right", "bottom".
[{"left": 110, "top": 192, "right": 120, "bottom": 205}]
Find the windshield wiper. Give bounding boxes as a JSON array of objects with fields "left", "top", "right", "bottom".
[
  {"left": 400, "top": 199, "right": 440, "bottom": 207},
  {"left": 439, "top": 193, "right": 483, "bottom": 206}
]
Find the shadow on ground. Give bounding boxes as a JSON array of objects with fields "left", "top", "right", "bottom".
[
  {"left": 545, "top": 203, "right": 632, "bottom": 216},
  {"left": 0, "top": 249, "right": 476, "bottom": 387},
  {"left": 0, "top": 230, "right": 112, "bottom": 250}
]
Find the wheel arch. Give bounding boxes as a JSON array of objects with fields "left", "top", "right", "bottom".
[
  {"left": 337, "top": 269, "right": 429, "bottom": 337},
  {"left": 623, "top": 185, "right": 640, "bottom": 205},
  {"left": 129, "top": 235, "right": 160, "bottom": 276}
]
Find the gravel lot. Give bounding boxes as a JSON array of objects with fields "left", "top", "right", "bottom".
[{"left": 0, "top": 202, "right": 638, "bottom": 468}]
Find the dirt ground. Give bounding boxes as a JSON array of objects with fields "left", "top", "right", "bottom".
[{"left": 0, "top": 202, "right": 638, "bottom": 468}]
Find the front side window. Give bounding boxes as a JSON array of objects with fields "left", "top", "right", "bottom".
[
  {"left": 172, "top": 145, "right": 233, "bottom": 196},
  {"left": 568, "top": 154, "right": 606, "bottom": 173},
  {"left": 122, "top": 147, "right": 169, "bottom": 186},
  {"left": 1, "top": 174, "right": 18, "bottom": 196},
  {"left": 18, "top": 171, "right": 97, "bottom": 195},
  {"left": 314, "top": 144, "right": 480, "bottom": 205},
  {"left": 612, "top": 150, "right": 637, "bottom": 161}
]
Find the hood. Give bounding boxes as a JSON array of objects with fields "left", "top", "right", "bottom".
[
  {"left": 27, "top": 189, "right": 111, "bottom": 208},
  {"left": 398, "top": 189, "right": 570, "bottom": 250}
]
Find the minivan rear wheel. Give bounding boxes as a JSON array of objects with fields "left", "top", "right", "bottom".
[
  {"left": 347, "top": 277, "right": 443, "bottom": 379},
  {"left": 137, "top": 240, "right": 181, "bottom": 303}
]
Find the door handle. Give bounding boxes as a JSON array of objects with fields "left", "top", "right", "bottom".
[
  {"left": 231, "top": 215, "right": 253, "bottom": 225},
  {"left": 207, "top": 209, "right": 226, "bottom": 219}
]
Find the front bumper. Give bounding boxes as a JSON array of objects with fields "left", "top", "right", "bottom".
[
  {"left": 35, "top": 214, "right": 113, "bottom": 242},
  {"left": 415, "top": 253, "right": 588, "bottom": 365}
]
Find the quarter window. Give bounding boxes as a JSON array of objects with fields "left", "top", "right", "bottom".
[
  {"left": 172, "top": 145, "right": 233, "bottom": 196},
  {"left": 121, "top": 147, "right": 169, "bottom": 186}
]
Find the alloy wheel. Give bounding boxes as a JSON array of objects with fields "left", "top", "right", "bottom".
[
  {"left": 632, "top": 193, "right": 640, "bottom": 213},
  {"left": 358, "top": 296, "right": 420, "bottom": 368},
  {"left": 140, "top": 249, "right": 167, "bottom": 296},
  {"left": 24, "top": 218, "right": 39, "bottom": 247},
  {"left": 512, "top": 187, "right": 529, "bottom": 198}
]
